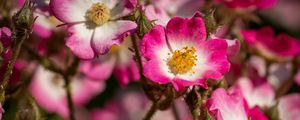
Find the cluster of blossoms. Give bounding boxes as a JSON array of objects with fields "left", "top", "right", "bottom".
[{"left": 0, "top": 0, "right": 300, "bottom": 120}]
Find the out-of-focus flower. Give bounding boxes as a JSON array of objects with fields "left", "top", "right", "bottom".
[
  {"left": 206, "top": 88, "right": 248, "bottom": 120},
  {"left": 278, "top": 93, "right": 300, "bottom": 120},
  {"left": 90, "top": 90, "right": 191, "bottom": 120},
  {"left": 144, "top": 5, "right": 170, "bottom": 26},
  {"left": 215, "top": 0, "right": 276, "bottom": 10},
  {"left": 50, "top": 0, "right": 137, "bottom": 59},
  {"left": 206, "top": 88, "right": 269, "bottom": 120},
  {"left": 29, "top": 66, "right": 105, "bottom": 117},
  {"left": 242, "top": 26, "right": 300, "bottom": 60},
  {"left": 141, "top": 12, "right": 230, "bottom": 91},
  {"left": 81, "top": 39, "right": 140, "bottom": 86},
  {"left": 151, "top": 0, "right": 204, "bottom": 17},
  {"left": 230, "top": 77, "right": 275, "bottom": 108}
]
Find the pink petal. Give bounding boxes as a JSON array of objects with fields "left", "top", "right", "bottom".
[
  {"left": 278, "top": 94, "right": 300, "bottom": 120},
  {"left": 248, "top": 107, "right": 269, "bottom": 120},
  {"left": 206, "top": 88, "right": 248, "bottom": 120},
  {"left": 111, "top": 0, "right": 137, "bottom": 19},
  {"left": 143, "top": 59, "right": 174, "bottom": 84},
  {"left": 144, "top": 5, "right": 170, "bottom": 26},
  {"left": 141, "top": 25, "right": 168, "bottom": 59},
  {"left": 255, "top": 0, "right": 277, "bottom": 9},
  {"left": 202, "top": 39, "right": 230, "bottom": 80},
  {"left": 225, "top": 39, "right": 240, "bottom": 56},
  {"left": 166, "top": 12, "right": 206, "bottom": 45},
  {"left": 91, "top": 21, "right": 137, "bottom": 55},
  {"left": 114, "top": 60, "right": 140, "bottom": 86},
  {"left": 241, "top": 30, "right": 258, "bottom": 45},
  {"left": 65, "top": 23, "right": 95, "bottom": 59},
  {"left": 295, "top": 70, "right": 300, "bottom": 86},
  {"left": 80, "top": 56, "right": 116, "bottom": 81},
  {"left": 50, "top": 0, "right": 91, "bottom": 23}
]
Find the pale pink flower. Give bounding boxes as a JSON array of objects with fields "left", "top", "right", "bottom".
[
  {"left": 81, "top": 39, "right": 140, "bottom": 86},
  {"left": 278, "top": 94, "right": 300, "bottom": 120},
  {"left": 206, "top": 88, "right": 248, "bottom": 120},
  {"left": 29, "top": 66, "right": 105, "bottom": 118},
  {"left": 215, "top": 0, "right": 276, "bottom": 10},
  {"left": 230, "top": 77, "right": 275, "bottom": 108},
  {"left": 242, "top": 26, "right": 300, "bottom": 60},
  {"left": 50, "top": 0, "right": 137, "bottom": 59},
  {"left": 295, "top": 70, "right": 300, "bottom": 86},
  {"left": 141, "top": 12, "right": 230, "bottom": 91},
  {"left": 151, "top": 0, "right": 204, "bottom": 17}
]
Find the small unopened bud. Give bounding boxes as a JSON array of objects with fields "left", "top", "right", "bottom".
[
  {"left": 135, "top": 7, "right": 154, "bottom": 38},
  {"left": 203, "top": 9, "right": 218, "bottom": 37},
  {"left": 12, "top": 0, "right": 34, "bottom": 37}
]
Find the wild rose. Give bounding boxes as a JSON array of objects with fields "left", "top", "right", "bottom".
[
  {"left": 50, "top": 0, "right": 137, "bottom": 59},
  {"left": 81, "top": 39, "right": 140, "bottom": 86},
  {"left": 206, "top": 88, "right": 269, "bottom": 120},
  {"left": 242, "top": 26, "right": 300, "bottom": 61},
  {"left": 230, "top": 77, "right": 275, "bottom": 108},
  {"left": 215, "top": 0, "right": 276, "bottom": 10},
  {"left": 29, "top": 66, "right": 105, "bottom": 117},
  {"left": 141, "top": 12, "right": 231, "bottom": 91},
  {"left": 206, "top": 88, "right": 248, "bottom": 120}
]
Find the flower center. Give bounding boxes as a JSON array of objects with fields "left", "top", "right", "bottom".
[
  {"left": 86, "top": 3, "right": 110, "bottom": 25},
  {"left": 168, "top": 47, "right": 198, "bottom": 74}
]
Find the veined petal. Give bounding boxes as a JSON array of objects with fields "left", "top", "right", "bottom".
[
  {"left": 166, "top": 13, "right": 206, "bottom": 48},
  {"left": 65, "top": 23, "right": 95, "bottom": 59},
  {"left": 91, "top": 20, "right": 137, "bottom": 55}
]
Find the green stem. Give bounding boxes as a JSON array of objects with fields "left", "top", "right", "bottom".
[{"left": 0, "top": 32, "right": 27, "bottom": 103}]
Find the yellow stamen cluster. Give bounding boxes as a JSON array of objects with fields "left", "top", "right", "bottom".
[
  {"left": 168, "top": 47, "right": 197, "bottom": 74},
  {"left": 86, "top": 3, "right": 110, "bottom": 25}
]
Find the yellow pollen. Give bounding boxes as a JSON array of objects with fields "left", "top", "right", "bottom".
[
  {"left": 168, "top": 47, "right": 197, "bottom": 74},
  {"left": 86, "top": 3, "right": 110, "bottom": 25}
]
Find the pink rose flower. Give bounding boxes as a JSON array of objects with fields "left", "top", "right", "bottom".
[
  {"left": 141, "top": 12, "right": 230, "bottom": 91},
  {"left": 215, "top": 0, "right": 276, "bottom": 10},
  {"left": 242, "top": 26, "right": 300, "bottom": 60},
  {"left": 206, "top": 88, "right": 248, "bottom": 120},
  {"left": 230, "top": 77, "right": 275, "bottom": 108},
  {"left": 206, "top": 88, "right": 269, "bottom": 120},
  {"left": 278, "top": 94, "right": 300, "bottom": 120},
  {"left": 50, "top": 0, "right": 137, "bottom": 59},
  {"left": 29, "top": 66, "right": 105, "bottom": 118}
]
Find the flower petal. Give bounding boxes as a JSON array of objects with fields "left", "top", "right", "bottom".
[
  {"left": 111, "top": 0, "right": 137, "bottom": 19},
  {"left": 91, "top": 21, "right": 137, "bottom": 55},
  {"left": 65, "top": 23, "right": 95, "bottom": 59},
  {"left": 80, "top": 56, "right": 116, "bottom": 81},
  {"left": 278, "top": 94, "right": 300, "bottom": 120},
  {"left": 50, "top": 0, "right": 92, "bottom": 23},
  {"left": 141, "top": 25, "right": 168, "bottom": 60},
  {"left": 166, "top": 12, "right": 206, "bottom": 48},
  {"left": 206, "top": 88, "right": 248, "bottom": 120},
  {"left": 143, "top": 59, "right": 175, "bottom": 84}
]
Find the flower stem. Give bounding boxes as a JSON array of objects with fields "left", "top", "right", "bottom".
[
  {"left": 143, "top": 101, "right": 159, "bottom": 120},
  {"left": 171, "top": 103, "right": 180, "bottom": 120},
  {"left": 63, "top": 75, "right": 75, "bottom": 120}
]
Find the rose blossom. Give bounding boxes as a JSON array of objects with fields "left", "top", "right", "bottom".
[
  {"left": 242, "top": 26, "right": 300, "bottom": 61},
  {"left": 50, "top": 0, "right": 137, "bottom": 59},
  {"left": 141, "top": 12, "right": 230, "bottom": 91}
]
